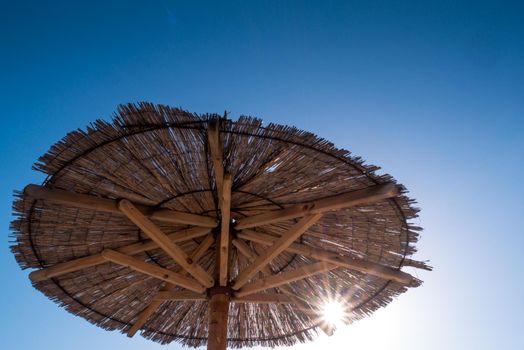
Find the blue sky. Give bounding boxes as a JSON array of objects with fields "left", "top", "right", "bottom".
[{"left": 1, "top": 1, "right": 523, "bottom": 349}]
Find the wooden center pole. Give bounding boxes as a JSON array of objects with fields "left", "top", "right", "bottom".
[
  {"left": 208, "top": 293, "right": 230, "bottom": 350},
  {"left": 208, "top": 118, "right": 230, "bottom": 350}
]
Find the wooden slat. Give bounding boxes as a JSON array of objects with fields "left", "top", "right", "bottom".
[
  {"left": 101, "top": 249, "right": 206, "bottom": 293},
  {"left": 154, "top": 290, "right": 207, "bottom": 301},
  {"left": 118, "top": 199, "right": 214, "bottom": 288},
  {"left": 207, "top": 119, "right": 224, "bottom": 198},
  {"left": 236, "top": 262, "right": 338, "bottom": 297},
  {"left": 24, "top": 184, "right": 217, "bottom": 228},
  {"left": 29, "top": 227, "right": 211, "bottom": 282},
  {"left": 127, "top": 299, "right": 162, "bottom": 337},
  {"left": 232, "top": 214, "right": 322, "bottom": 290},
  {"left": 235, "top": 183, "right": 399, "bottom": 229},
  {"left": 239, "top": 229, "right": 416, "bottom": 285},
  {"left": 219, "top": 174, "right": 232, "bottom": 286}
]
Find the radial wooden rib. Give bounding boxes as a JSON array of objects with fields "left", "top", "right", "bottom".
[
  {"left": 126, "top": 235, "right": 215, "bottom": 338},
  {"left": 233, "top": 238, "right": 291, "bottom": 295},
  {"left": 24, "top": 184, "right": 217, "bottom": 228},
  {"left": 235, "top": 262, "right": 338, "bottom": 297},
  {"left": 118, "top": 199, "right": 214, "bottom": 287},
  {"left": 232, "top": 239, "right": 295, "bottom": 295},
  {"left": 154, "top": 290, "right": 207, "bottom": 301},
  {"left": 238, "top": 229, "right": 416, "bottom": 285},
  {"left": 29, "top": 255, "right": 104, "bottom": 283},
  {"left": 101, "top": 249, "right": 206, "bottom": 293},
  {"left": 232, "top": 239, "right": 294, "bottom": 294},
  {"left": 29, "top": 227, "right": 211, "bottom": 282},
  {"left": 127, "top": 299, "right": 162, "bottom": 337},
  {"left": 162, "top": 234, "right": 215, "bottom": 295},
  {"left": 232, "top": 214, "right": 322, "bottom": 290},
  {"left": 219, "top": 174, "right": 232, "bottom": 286},
  {"left": 189, "top": 235, "right": 215, "bottom": 265},
  {"left": 231, "top": 239, "right": 258, "bottom": 263},
  {"left": 207, "top": 118, "right": 224, "bottom": 198},
  {"left": 232, "top": 239, "right": 334, "bottom": 336},
  {"left": 235, "top": 183, "right": 399, "bottom": 229}
]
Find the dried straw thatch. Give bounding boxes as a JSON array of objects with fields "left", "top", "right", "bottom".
[{"left": 10, "top": 103, "right": 429, "bottom": 348}]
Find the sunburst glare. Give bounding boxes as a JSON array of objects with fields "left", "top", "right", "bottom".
[{"left": 322, "top": 300, "right": 346, "bottom": 327}]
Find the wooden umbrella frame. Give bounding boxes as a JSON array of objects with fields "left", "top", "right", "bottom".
[{"left": 20, "top": 116, "right": 425, "bottom": 350}]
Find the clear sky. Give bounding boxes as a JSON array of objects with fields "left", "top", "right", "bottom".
[{"left": 1, "top": 1, "right": 523, "bottom": 349}]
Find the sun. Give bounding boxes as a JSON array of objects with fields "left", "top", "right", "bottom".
[{"left": 321, "top": 300, "right": 346, "bottom": 327}]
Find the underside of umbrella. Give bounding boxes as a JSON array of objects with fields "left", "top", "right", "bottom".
[{"left": 11, "top": 103, "right": 430, "bottom": 349}]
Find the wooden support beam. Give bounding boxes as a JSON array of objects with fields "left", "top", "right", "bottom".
[
  {"left": 232, "top": 239, "right": 295, "bottom": 295},
  {"left": 154, "top": 290, "right": 207, "bottom": 301},
  {"left": 29, "top": 227, "right": 211, "bottom": 282},
  {"left": 24, "top": 184, "right": 218, "bottom": 228},
  {"left": 232, "top": 239, "right": 334, "bottom": 336},
  {"left": 219, "top": 174, "right": 232, "bottom": 286},
  {"left": 127, "top": 299, "right": 162, "bottom": 337},
  {"left": 231, "top": 239, "right": 258, "bottom": 263},
  {"left": 126, "top": 236, "right": 215, "bottom": 338},
  {"left": 207, "top": 294, "right": 229, "bottom": 350},
  {"left": 164, "top": 234, "right": 215, "bottom": 292},
  {"left": 118, "top": 199, "right": 214, "bottom": 288},
  {"left": 233, "top": 239, "right": 307, "bottom": 307},
  {"left": 190, "top": 235, "right": 215, "bottom": 264},
  {"left": 232, "top": 214, "right": 322, "bottom": 290},
  {"left": 238, "top": 230, "right": 416, "bottom": 285},
  {"left": 101, "top": 249, "right": 206, "bottom": 293},
  {"left": 236, "top": 262, "right": 337, "bottom": 297},
  {"left": 235, "top": 183, "right": 399, "bottom": 229},
  {"left": 207, "top": 119, "right": 224, "bottom": 198},
  {"left": 30, "top": 254, "right": 105, "bottom": 283}
]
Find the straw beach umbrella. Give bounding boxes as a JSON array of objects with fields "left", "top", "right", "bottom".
[{"left": 11, "top": 103, "right": 430, "bottom": 349}]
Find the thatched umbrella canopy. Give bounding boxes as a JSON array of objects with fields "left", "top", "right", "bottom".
[{"left": 11, "top": 103, "right": 430, "bottom": 349}]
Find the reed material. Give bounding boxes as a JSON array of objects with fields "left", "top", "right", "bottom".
[{"left": 10, "top": 102, "right": 429, "bottom": 348}]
